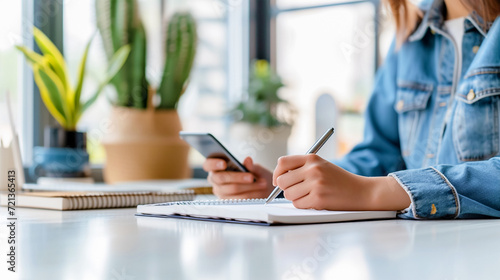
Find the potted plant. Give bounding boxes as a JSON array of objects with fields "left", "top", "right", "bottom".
[
  {"left": 16, "top": 27, "right": 129, "bottom": 180},
  {"left": 230, "top": 60, "right": 295, "bottom": 170},
  {"left": 95, "top": 0, "right": 197, "bottom": 183}
]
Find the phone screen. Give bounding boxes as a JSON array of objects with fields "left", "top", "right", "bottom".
[{"left": 179, "top": 132, "right": 248, "bottom": 172}]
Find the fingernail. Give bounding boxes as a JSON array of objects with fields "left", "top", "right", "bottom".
[
  {"left": 217, "top": 161, "right": 225, "bottom": 169},
  {"left": 245, "top": 175, "right": 253, "bottom": 182}
]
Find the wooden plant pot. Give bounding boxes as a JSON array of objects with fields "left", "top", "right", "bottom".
[{"left": 102, "top": 106, "right": 191, "bottom": 183}]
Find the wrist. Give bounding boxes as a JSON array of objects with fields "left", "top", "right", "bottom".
[{"left": 369, "top": 176, "right": 411, "bottom": 211}]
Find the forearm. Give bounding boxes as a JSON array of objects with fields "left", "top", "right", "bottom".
[{"left": 368, "top": 176, "right": 411, "bottom": 211}]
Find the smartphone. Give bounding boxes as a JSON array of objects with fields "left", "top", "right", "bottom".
[{"left": 179, "top": 132, "right": 249, "bottom": 172}]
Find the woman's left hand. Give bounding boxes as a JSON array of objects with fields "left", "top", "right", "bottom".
[{"left": 272, "top": 154, "right": 411, "bottom": 211}]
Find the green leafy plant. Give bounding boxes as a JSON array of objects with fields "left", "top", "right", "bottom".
[
  {"left": 95, "top": 0, "right": 197, "bottom": 109},
  {"left": 16, "top": 27, "right": 130, "bottom": 131},
  {"left": 232, "top": 60, "right": 294, "bottom": 127}
]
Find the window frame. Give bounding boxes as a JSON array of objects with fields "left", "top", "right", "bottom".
[{"left": 22, "top": 0, "right": 64, "bottom": 165}]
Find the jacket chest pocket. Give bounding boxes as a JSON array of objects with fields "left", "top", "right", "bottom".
[
  {"left": 453, "top": 68, "right": 500, "bottom": 161},
  {"left": 395, "top": 81, "right": 433, "bottom": 158}
]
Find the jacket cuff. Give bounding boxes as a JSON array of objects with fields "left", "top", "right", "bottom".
[{"left": 389, "top": 167, "right": 460, "bottom": 219}]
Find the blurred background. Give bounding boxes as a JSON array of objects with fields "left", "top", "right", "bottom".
[{"left": 0, "top": 0, "right": 394, "bottom": 176}]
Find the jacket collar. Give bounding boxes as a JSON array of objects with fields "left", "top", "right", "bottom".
[{"left": 408, "top": 0, "right": 489, "bottom": 42}]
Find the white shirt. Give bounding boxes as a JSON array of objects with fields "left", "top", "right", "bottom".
[{"left": 444, "top": 17, "right": 465, "bottom": 61}]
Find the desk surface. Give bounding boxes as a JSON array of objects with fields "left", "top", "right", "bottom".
[{"left": 1, "top": 205, "right": 500, "bottom": 280}]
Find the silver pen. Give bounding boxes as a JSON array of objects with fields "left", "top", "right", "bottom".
[{"left": 264, "top": 127, "right": 335, "bottom": 205}]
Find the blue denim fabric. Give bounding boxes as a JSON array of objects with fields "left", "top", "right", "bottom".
[{"left": 335, "top": 0, "right": 500, "bottom": 219}]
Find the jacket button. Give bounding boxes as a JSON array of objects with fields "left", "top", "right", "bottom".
[
  {"left": 472, "top": 46, "right": 480, "bottom": 53},
  {"left": 396, "top": 100, "right": 404, "bottom": 111},
  {"left": 467, "top": 89, "right": 475, "bottom": 101}
]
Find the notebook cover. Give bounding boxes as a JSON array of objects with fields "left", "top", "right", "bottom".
[
  {"left": 135, "top": 213, "right": 395, "bottom": 226},
  {"left": 0, "top": 191, "right": 195, "bottom": 210},
  {"left": 135, "top": 213, "right": 274, "bottom": 226}
]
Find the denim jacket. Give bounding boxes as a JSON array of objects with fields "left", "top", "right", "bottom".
[{"left": 335, "top": 0, "right": 500, "bottom": 219}]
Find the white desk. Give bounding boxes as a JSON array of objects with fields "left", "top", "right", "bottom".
[{"left": 1, "top": 206, "right": 500, "bottom": 280}]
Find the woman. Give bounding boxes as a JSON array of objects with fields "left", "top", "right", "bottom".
[{"left": 203, "top": 0, "right": 500, "bottom": 219}]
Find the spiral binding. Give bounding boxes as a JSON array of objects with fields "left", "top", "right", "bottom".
[
  {"left": 155, "top": 198, "right": 288, "bottom": 206},
  {"left": 63, "top": 190, "right": 195, "bottom": 210}
]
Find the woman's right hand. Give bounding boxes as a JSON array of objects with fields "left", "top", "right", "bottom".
[{"left": 203, "top": 157, "right": 274, "bottom": 199}]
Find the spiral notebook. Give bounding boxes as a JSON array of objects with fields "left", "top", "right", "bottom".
[
  {"left": 136, "top": 199, "right": 396, "bottom": 226},
  {"left": 0, "top": 190, "right": 195, "bottom": 210}
]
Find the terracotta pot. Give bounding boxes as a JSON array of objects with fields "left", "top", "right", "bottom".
[{"left": 102, "top": 106, "right": 191, "bottom": 183}]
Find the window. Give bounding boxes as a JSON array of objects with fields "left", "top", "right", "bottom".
[
  {"left": 272, "top": 0, "right": 394, "bottom": 158},
  {"left": 0, "top": 0, "right": 24, "bottom": 156},
  {"left": 166, "top": 0, "right": 249, "bottom": 155}
]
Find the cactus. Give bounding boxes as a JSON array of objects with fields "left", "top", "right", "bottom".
[
  {"left": 96, "top": 0, "right": 148, "bottom": 108},
  {"left": 95, "top": 0, "right": 197, "bottom": 110},
  {"left": 157, "top": 13, "right": 197, "bottom": 109}
]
